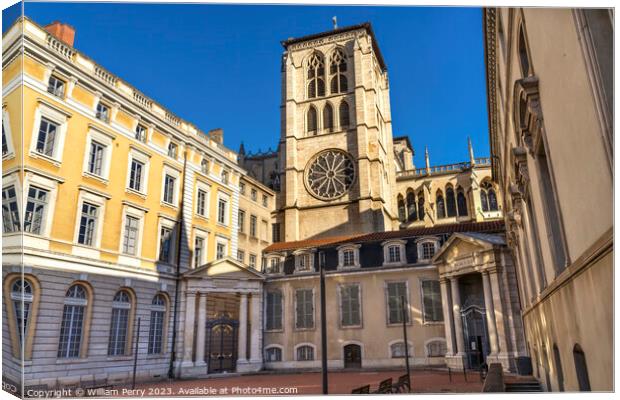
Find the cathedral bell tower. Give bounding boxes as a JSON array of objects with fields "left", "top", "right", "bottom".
[{"left": 276, "top": 23, "right": 398, "bottom": 241}]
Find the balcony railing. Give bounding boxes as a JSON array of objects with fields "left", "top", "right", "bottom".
[{"left": 397, "top": 157, "right": 492, "bottom": 178}]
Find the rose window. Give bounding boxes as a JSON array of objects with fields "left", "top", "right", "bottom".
[{"left": 305, "top": 150, "right": 355, "bottom": 200}]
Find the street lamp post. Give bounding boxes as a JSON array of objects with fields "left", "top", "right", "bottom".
[
  {"left": 320, "top": 254, "right": 328, "bottom": 394},
  {"left": 401, "top": 296, "right": 411, "bottom": 393}
]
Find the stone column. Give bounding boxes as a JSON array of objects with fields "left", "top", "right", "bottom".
[
  {"left": 195, "top": 293, "right": 207, "bottom": 366},
  {"left": 181, "top": 291, "right": 197, "bottom": 367},
  {"left": 439, "top": 279, "right": 455, "bottom": 355},
  {"left": 450, "top": 277, "right": 466, "bottom": 355},
  {"left": 237, "top": 293, "right": 248, "bottom": 363},
  {"left": 249, "top": 293, "right": 262, "bottom": 363},
  {"left": 489, "top": 269, "right": 509, "bottom": 357},
  {"left": 481, "top": 272, "right": 499, "bottom": 355}
]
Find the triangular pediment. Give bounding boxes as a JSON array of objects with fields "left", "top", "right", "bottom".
[
  {"left": 183, "top": 257, "right": 264, "bottom": 281},
  {"left": 432, "top": 232, "right": 505, "bottom": 264}
]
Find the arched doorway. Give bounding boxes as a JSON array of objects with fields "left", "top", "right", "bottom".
[
  {"left": 206, "top": 315, "right": 239, "bottom": 374},
  {"left": 344, "top": 344, "right": 362, "bottom": 369}
]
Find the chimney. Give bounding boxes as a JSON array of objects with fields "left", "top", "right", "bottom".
[
  {"left": 208, "top": 128, "right": 224, "bottom": 144},
  {"left": 44, "top": 21, "right": 76, "bottom": 47}
]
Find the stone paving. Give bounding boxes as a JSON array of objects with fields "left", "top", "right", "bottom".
[{"left": 122, "top": 369, "right": 483, "bottom": 396}]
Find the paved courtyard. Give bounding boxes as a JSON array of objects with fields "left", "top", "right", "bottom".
[{"left": 120, "top": 369, "right": 483, "bottom": 396}]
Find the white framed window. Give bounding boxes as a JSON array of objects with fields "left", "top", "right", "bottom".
[
  {"left": 294, "top": 252, "right": 313, "bottom": 273},
  {"left": 195, "top": 181, "right": 210, "bottom": 218},
  {"left": 2, "top": 185, "right": 20, "bottom": 233},
  {"left": 221, "top": 169, "right": 229, "bottom": 184},
  {"left": 108, "top": 290, "right": 133, "bottom": 356},
  {"left": 339, "top": 284, "right": 362, "bottom": 327},
  {"left": 82, "top": 127, "right": 114, "bottom": 181},
  {"left": 249, "top": 215, "right": 257, "bottom": 237},
  {"left": 295, "top": 344, "right": 315, "bottom": 361},
  {"left": 249, "top": 254, "right": 257, "bottom": 269},
  {"left": 24, "top": 186, "right": 49, "bottom": 235},
  {"left": 420, "top": 280, "right": 443, "bottom": 323},
  {"left": 389, "top": 340, "right": 413, "bottom": 358},
  {"left": 47, "top": 75, "right": 66, "bottom": 98},
  {"left": 57, "top": 284, "right": 89, "bottom": 358},
  {"left": 73, "top": 190, "right": 106, "bottom": 249},
  {"left": 295, "top": 288, "right": 314, "bottom": 329},
  {"left": 95, "top": 101, "right": 110, "bottom": 123},
  {"left": 416, "top": 237, "right": 440, "bottom": 262},
  {"left": 267, "top": 257, "right": 283, "bottom": 274},
  {"left": 2, "top": 108, "right": 15, "bottom": 159},
  {"left": 216, "top": 192, "right": 230, "bottom": 225},
  {"left": 382, "top": 240, "right": 407, "bottom": 266},
  {"left": 193, "top": 230, "right": 208, "bottom": 267},
  {"left": 216, "top": 237, "right": 228, "bottom": 260},
  {"left": 425, "top": 338, "right": 448, "bottom": 357},
  {"left": 167, "top": 141, "right": 178, "bottom": 159},
  {"left": 265, "top": 346, "right": 282, "bottom": 362},
  {"left": 157, "top": 217, "right": 177, "bottom": 264},
  {"left": 119, "top": 206, "right": 145, "bottom": 257},
  {"left": 160, "top": 166, "right": 181, "bottom": 207},
  {"left": 21, "top": 172, "right": 58, "bottom": 238},
  {"left": 200, "top": 158, "right": 210, "bottom": 174},
  {"left": 126, "top": 148, "right": 150, "bottom": 195},
  {"left": 385, "top": 281, "right": 410, "bottom": 325},
  {"left": 337, "top": 244, "right": 361, "bottom": 269},
  {"left": 147, "top": 294, "right": 167, "bottom": 355},
  {"left": 29, "top": 102, "right": 70, "bottom": 164},
  {"left": 135, "top": 124, "right": 147, "bottom": 142},
  {"left": 265, "top": 291, "right": 283, "bottom": 331},
  {"left": 237, "top": 249, "right": 245, "bottom": 263},
  {"left": 10, "top": 278, "right": 34, "bottom": 350}
]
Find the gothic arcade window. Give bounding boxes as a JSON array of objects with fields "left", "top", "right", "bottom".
[
  {"left": 406, "top": 191, "right": 417, "bottom": 221},
  {"left": 323, "top": 103, "right": 334, "bottom": 133},
  {"left": 307, "top": 53, "right": 325, "bottom": 98},
  {"left": 480, "top": 181, "right": 499, "bottom": 212},
  {"left": 307, "top": 106, "right": 318, "bottom": 135},
  {"left": 58, "top": 284, "right": 88, "bottom": 358},
  {"left": 329, "top": 48, "right": 348, "bottom": 94},
  {"left": 397, "top": 195, "right": 406, "bottom": 222},
  {"left": 573, "top": 344, "right": 591, "bottom": 391},
  {"left": 417, "top": 193, "right": 425, "bottom": 221},
  {"left": 445, "top": 186, "right": 457, "bottom": 217},
  {"left": 339, "top": 101, "right": 350, "bottom": 129},
  {"left": 436, "top": 191, "right": 446, "bottom": 219},
  {"left": 457, "top": 187, "right": 468, "bottom": 217}
]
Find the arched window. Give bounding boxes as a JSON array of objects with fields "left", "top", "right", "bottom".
[
  {"left": 58, "top": 284, "right": 89, "bottom": 358},
  {"left": 436, "top": 192, "right": 446, "bottom": 219},
  {"left": 296, "top": 345, "right": 314, "bottom": 361},
  {"left": 329, "top": 48, "right": 348, "bottom": 94},
  {"left": 4, "top": 275, "right": 40, "bottom": 359},
  {"left": 573, "top": 344, "right": 591, "bottom": 391},
  {"left": 445, "top": 186, "right": 456, "bottom": 217},
  {"left": 108, "top": 290, "right": 133, "bottom": 356},
  {"left": 426, "top": 340, "right": 448, "bottom": 357},
  {"left": 307, "top": 53, "right": 325, "bottom": 98},
  {"left": 339, "top": 101, "right": 350, "bottom": 129},
  {"left": 553, "top": 344, "right": 565, "bottom": 392},
  {"left": 457, "top": 188, "right": 468, "bottom": 217},
  {"left": 417, "top": 193, "right": 425, "bottom": 221},
  {"left": 406, "top": 191, "right": 417, "bottom": 221},
  {"left": 11, "top": 279, "right": 33, "bottom": 347},
  {"left": 390, "top": 341, "right": 413, "bottom": 358},
  {"left": 265, "top": 346, "right": 282, "bottom": 362},
  {"left": 397, "top": 195, "right": 406, "bottom": 223},
  {"left": 148, "top": 294, "right": 167, "bottom": 354},
  {"left": 323, "top": 103, "right": 334, "bottom": 133},
  {"left": 307, "top": 106, "right": 318, "bottom": 135},
  {"left": 480, "top": 181, "right": 499, "bottom": 212}
]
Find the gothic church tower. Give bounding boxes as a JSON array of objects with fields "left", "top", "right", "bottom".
[{"left": 276, "top": 23, "right": 398, "bottom": 241}]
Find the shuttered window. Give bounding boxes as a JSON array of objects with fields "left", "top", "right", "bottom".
[
  {"left": 340, "top": 284, "right": 361, "bottom": 327},
  {"left": 295, "top": 289, "right": 314, "bottom": 329},
  {"left": 266, "top": 291, "right": 283, "bottom": 331},
  {"left": 421, "top": 280, "right": 443, "bottom": 322},
  {"left": 387, "top": 282, "right": 408, "bottom": 324}
]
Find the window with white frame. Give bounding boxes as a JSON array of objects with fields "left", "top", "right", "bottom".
[
  {"left": 390, "top": 341, "right": 413, "bottom": 358},
  {"left": 201, "top": 158, "right": 209, "bottom": 174},
  {"left": 77, "top": 202, "right": 99, "bottom": 246},
  {"left": 196, "top": 188, "right": 208, "bottom": 217},
  {"left": 237, "top": 249, "right": 245, "bottom": 263},
  {"left": 265, "top": 347, "right": 282, "bottom": 362},
  {"left": 2, "top": 185, "right": 20, "bottom": 233},
  {"left": 11, "top": 279, "right": 33, "bottom": 349},
  {"left": 296, "top": 345, "right": 314, "bottom": 361},
  {"left": 295, "top": 253, "right": 313, "bottom": 272},
  {"left": 266, "top": 291, "right": 283, "bottom": 331},
  {"left": 83, "top": 128, "right": 114, "bottom": 180},
  {"left": 108, "top": 290, "right": 132, "bottom": 356},
  {"left": 389, "top": 245, "right": 401, "bottom": 263},
  {"left": 383, "top": 240, "right": 406, "bottom": 265},
  {"left": 249, "top": 254, "right": 257, "bottom": 268},
  {"left": 23, "top": 186, "right": 48, "bottom": 235},
  {"left": 158, "top": 224, "right": 175, "bottom": 263},
  {"left": 221, "top": 170, "right": 229, "bottom": 184},
  {"left": 57, "top": 284, "right": 88, "bottom": 358},
  {"left": 127, "top": 149, "right": 149, "bottom": 194},
  {"left": 338, "top": 244, "right": 360, "bottom": 269},
  {"left": 2, "top": 109, "right": 14, "bottom": 158},
  {"left": 295, "top": 289, "right": 314, "bottom": 329},
  {"left": 426, "top": 340, "right": 447, "bottom": 357},
  {"left": 340, "top": 284, "right": 361, "bottom": 327},
  {"left": 386, "top": 281, "right": 409, "bottom": 324},
  {"left": 135, "top": 124, "right": 147, "bottom": 142},
  {"left": 87, "top": 140, "right": 105, "bottom": 176},
  {"left": 30, "top": 102, "right": 69, "bottom": 163},
  {"left": 95, "top": 101, "right": 110, "bottom": 123},
  {"left": 122, "top": 215, "right": 140, "bottom": 255},
  {"left": 147, "top": 294, "right": 167, "bottom": 355},
  {"left": 167, "top": 142, "right": 178, "bottom": 158},
  {"left": 161, "top": 166, "right": 180, "bottom": 206},
  {"left": 47, "top": 75, "right": 66, "bottom": 98},
  {"left": 267, "top": 257, "right": 282, "bottom": 274},
  {"left": 193, "top": 232, "right": 207, "bottom": 267},
  {"left": 163, "top": 175, "right": 176, "bottom": 204},
  {"left": 216, "top": 239, "right": 227, "bottom": 260},
  {"left": 217, "top": 194, "right": 229, "bottom": 225},
  {"left": 417, "top": 238, "right": 440, "bottom": 262},
  {"left": 35, "top": 117, "right": 59, "bottom": 157},
  {"left": 421, "top": 280, "right": 443, "bottom": 322}
]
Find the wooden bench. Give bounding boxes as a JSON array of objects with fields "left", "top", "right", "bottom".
[
  {"left": 351, "top": 384, "right": 370, "bottom": 394},
  {"left": 392, "top": 374, "right": 411, "bottom": 393},
  {"left": 372, "top": 378, "right": 393, "bottom": 394}
]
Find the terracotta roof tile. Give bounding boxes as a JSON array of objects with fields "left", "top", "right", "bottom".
[{"left": 264, "top": 220, "right": 505, "bottom": 253}]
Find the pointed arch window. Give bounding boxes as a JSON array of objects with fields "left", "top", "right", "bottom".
[
  {"left": 406, "top": 191, "right": 417, "bottom": 221},
  {"left": 456, "top": 188, "right": 468, "bottom": 217},
  {"left": 323, "top": 103, "right": 334, "bottom": 133},
  {"left": 417, "top": 193, "right": 425, "bottom": 221},
  {"left": 329, "top": 48, "right": 348, "bottom": 94},
  {"left": 445, "top": 186, "right": 456, "bottom": 217},
  {"left": 339, "top": 101, "right": 350, "bottom": 129},
  {"left": 436, "top": 192, "right": 446, "bottom": 219},
  {"left": 553, "top": 344, "right": 565, "bottom": 392},
  {"left": 58, "top": 284, "right": 89, "bottom": 358},
  {"left": 573, "top": 344, "right": 591, "bottom": 391},
  {"left": 397, "top": 195, "right": 406, "bottom": 223},
  {"left": 307, "top": 106, "right": 318, "bottom": 136},
  {"left": 480, "top": 181, "right": 499, "bottom": 212},
  {"left": 307, "top": 53, "right": 325, "bottom": 98}
]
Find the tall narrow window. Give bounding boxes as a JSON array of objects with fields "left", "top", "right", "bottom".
[
  {"left": 147, "top": 295, "right": 166, "bottom": 354},
  {"left": 196, "top": 189, "right": 207, "bottom": 216},
  {"left": 2, "top": 121, "right": 9, "bottom": 156},
  {"left": 36, "top": 117, "right": 58, "bottom": 157},
  {"left": 158, "top": 226, "right": 173, "bottom": 263},
  {"left": 77, "top": 202, "right": 98, "bottom": 246},
  {"left": 11, "top": 279, "right": 33, "bottom": 347},
  {"left": 553, "top": 344, "right": 565, "bottom": 392},
  {"left": 387, "top": 281, "right": 409, "bottom": 324},
  {"left": 573, "top": 344, "right": 591, "bottom": 391},
  {"left": 445, "top": 186, "right": 456, "bottom": 217},
  {"left": 216, "top": 242, "right": 226, "bottom": 259},
  {"left": 329, "top": 48, "right": 348, "bottom": 94},
  {"left": 339, "top": 101, "right": 350, "bottom": 128},
  {"left": 388, "top": 245, "right": 401, "bottom": 263},
  {"left": 58, "top": 284, "right": 88, "bottom": 358},
  {"left": 238, "top": 210, "right": 245, "bottom": 232},
  {"left": 417, "top": 193, "right": 425, "bottom": 221},
  {"left": 397, "top": 195, "right": 406, "bottom": 222},
  {"left": 340, "top": 284, "right": 361, "bottom": 327},
  {"left": 194, "top": 237, "right": 204, "bottom": 267},
  {"left": 108, "top": 290, "right": 132, "bottom": 356},
  {"left": 163, "top": 175, "right": 176, "bottom": 204},
  {"left": 480, "top": 182, "right": 499, "bottom": 212},
  {"left": 221, "top": 170, "right": 229, "bottom": 184},
  {"left": 518, "top": 24, "right": 531, "bottom": 77},
  {"left": 2, "top": 186, "right": 20, "bottom": 233},
  {"left": 87, "top": 141, "right": 105, "bottom": 176},
  {"left": 24, "top": 186, "right": 49, "bottom": 235},
  {"left": 406, "top": 191, "right": 417, "bottom": 221},
  {"left": 122, "top": 215, "right": 140, "bottom": 255},
  {"left": 307, "top": 106, "right": 318, "bottom": 135},
  {"left": 421, "top": 280, "right": 443, "bottom": 322},
  {"left": 457, "top": 188, "right": 468, "bottom": 216},
  {"left": 295, "top": 289, "right": 314, "bottom": 329},
  {"left": 323, "top": 103, "right": 334, "bottom": 133},
  {"left": 307, "top": 53, "right": 325, "bottom": 98},
  {"left": 250, "top": 215, "right": 257, "bottom": 237},
  {"left": 128, "top": 159, "right": 144, "bottom": 192},
  {"left": 266, "top": 291, "right": 283, "bottom": 331},
  {"left": 217, "top": 198, "right": 227, "bottom": 224},
  {"left": 436, "top": 192, "right": 446, "bottom": 219},
  {"left": 167, "top": 142, "right": 177, "bottom": 158}
]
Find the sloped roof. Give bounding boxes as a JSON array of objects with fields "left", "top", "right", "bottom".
[{"left": 264, "top": 220, "right": 505, "bottom": 253}]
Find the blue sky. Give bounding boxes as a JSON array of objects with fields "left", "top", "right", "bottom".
[{"left": 4, "top": 2, "right": 489, "bottom": 167}]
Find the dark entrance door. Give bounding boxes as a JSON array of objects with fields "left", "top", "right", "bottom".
[
  {"left": 206, "top": 315, "right": 238, "bottom": 373},
  {"left": 461, "top": 305, "right": 490, "bottom": 370},
  {"left": 344, "top": 344, "right": 362, "bottom": 369}
]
